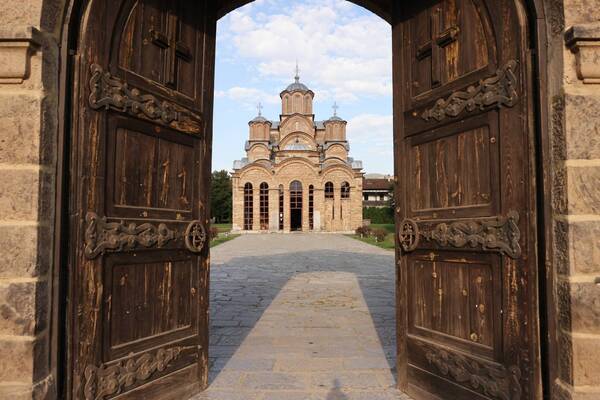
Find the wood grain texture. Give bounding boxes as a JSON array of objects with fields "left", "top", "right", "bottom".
[
  {"left": 66, "top": 1, "right": 213, "bottom": 399},
  {"left": 395, "top": 0, "right": 540, "bottom": 399}
]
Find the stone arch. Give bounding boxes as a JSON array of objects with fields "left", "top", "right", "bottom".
[{"left": 22, "top": 0, "right": 554, "bottom": 399}]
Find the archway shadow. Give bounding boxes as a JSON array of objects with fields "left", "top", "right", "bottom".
[{"left": 208, "top": 243, "right": 397, "bottom": 384}]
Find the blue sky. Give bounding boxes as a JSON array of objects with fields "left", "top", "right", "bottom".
[{"left": 213, "top": 0, "right": 393, "bottom": 174}]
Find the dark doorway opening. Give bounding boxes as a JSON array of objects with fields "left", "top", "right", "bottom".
[{"left": 290, "top": 180, "right": 303, "bottom": 231}]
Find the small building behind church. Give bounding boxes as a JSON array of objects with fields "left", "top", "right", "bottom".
[{"left": 231, "top": 73, "right": 363, "bottom": 233}]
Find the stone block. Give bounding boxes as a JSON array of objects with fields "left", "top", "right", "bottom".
[
  {"left": 568, "top": 220, "right": 600, "bottom": 274},
  {"left": 0, "top": 168, "right": 40, "bottom": 221},
  {"left": 0, "top": 224, "right": 50, "bottom": 278},
  {"left": 566, "top": 165, "right": 600, "bottom": 215},
  {"left": 564, "top": 93, "right": 600, "bottom": 159},
  {"left": 572, "top": 334, "right": 600, "bottom": 386},
  {"left": 564, "top": 0, "right": 600, "bottom": 26},
  {"left": 569, "top": 281, "right": 600, "bottom": 334},
  {"left": 0, "top": 280, "right": 48, "bottom": 336},
  {"left": 0, "top": 336, "right": 48, "bottom": 383},
  {"left": 0, "top": 27, "right": 40, "bottom": 84}
]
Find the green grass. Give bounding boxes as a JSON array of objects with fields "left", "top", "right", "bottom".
[
  {"left": 213, "top": 223, "right": 232, "bottom": 233},
  {"left": 369, "top": 223, "right": 395, "bottom": 234},
  {"left": 210, "top": 233, "right": 240, "bottom": 248},
  {"left": 348, "top": 232, "right": 396, "bottom": 250}
]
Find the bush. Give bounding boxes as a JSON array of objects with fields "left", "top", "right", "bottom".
[
  {"left": 209, "top": 226, "right": 220, "bottom": 240},
  {"left": 372, "top": 228, "right": 388, "bottom": 242},
  {"left": 355, "top": 225, "right": 372, "bottom": 238},
  {"left": 363, "top": 207, "right": 394, "bottom": 224}
]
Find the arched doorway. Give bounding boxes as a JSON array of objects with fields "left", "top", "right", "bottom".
[
  {"left": 55, "top": 0, "right": 550, "bottom": 399},
  {"left": 289, "top": 180, "right": 303, "bottom": 231}
]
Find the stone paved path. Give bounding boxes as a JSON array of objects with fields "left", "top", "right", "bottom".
[{"left": 191, "top": 234, "right": 410, "bottom": 400}]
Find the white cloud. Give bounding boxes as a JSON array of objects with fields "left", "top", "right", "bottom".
[
  {"left": 346, "top": 113, "right": 393, "bottom": 146},
  {"left": 216, "top": 87, "right": 280, "bottom": 107},
  {"left": 218, "top": 1, "right": 392, "bottom": 102}
]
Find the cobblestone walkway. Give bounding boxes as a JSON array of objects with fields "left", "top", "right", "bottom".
[{"left": 192, "top": 234, "right": 410, "bottom": 400}]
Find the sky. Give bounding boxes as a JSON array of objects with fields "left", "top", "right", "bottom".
[{"left": 212, "top": 0, "right": 393, "bottom": 174}]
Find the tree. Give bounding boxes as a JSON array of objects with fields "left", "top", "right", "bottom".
[{"left": 211, "top": 170, "right": 232, "bottom": 223}]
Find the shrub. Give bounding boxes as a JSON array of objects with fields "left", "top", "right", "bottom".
[
  {"left": 355, "top": 225, "right": 372, "bottom": 238},
  {"left": 372, "top": 228, "right": 388, "bottom": 242},
  {"left": 363, "top": 207, "right": 394, "bottom": 224},
  {"left": 209, "top": 226, "right": 220, "bottom": 240}
]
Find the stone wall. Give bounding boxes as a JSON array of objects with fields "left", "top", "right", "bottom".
[
  {"left": 547, "top": 1, "right": 600, "bottom": 399},
  {"left": 0, "top": 0, "right": 64, "bottom": 398}
]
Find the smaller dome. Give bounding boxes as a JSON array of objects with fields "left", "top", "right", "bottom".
[
  {"left": 327, "top": 115, "right": 344, "bottom": 122},
  {"left": 250, "top": 115, "right": 268, "bottom": 123}
]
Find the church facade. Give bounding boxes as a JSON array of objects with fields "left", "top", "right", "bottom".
[{"left": 231, "top": 74, "right": 363, "bottom": 233}]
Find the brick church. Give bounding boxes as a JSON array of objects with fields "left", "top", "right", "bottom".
[{"left": 231, "top": 70, "right": 364, "bottom": 233}]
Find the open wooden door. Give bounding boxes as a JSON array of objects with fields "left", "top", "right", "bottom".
[
  {"left": 393, "top": 1, "right": 541, "bottom": 399},
  {"left": 66, "top": 1, "right": 215, "bottom": 398}
]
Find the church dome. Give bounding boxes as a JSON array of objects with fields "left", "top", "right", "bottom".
[
  {"left": 250, "top": 115, "right": 269, "bottom": 123},
  {"left": 284, "top": 79, "right": 310, "bottom": 93}
]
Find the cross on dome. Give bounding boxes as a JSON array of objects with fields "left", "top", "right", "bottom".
[
  {"left": 294, "top": 61, "right": 300, "bottom": 83},
  {"left": 257, "top": 102, "right": 263, "bottom": 116},
  {"left": 333, "top": 102, "right": 339, "bottom": 116}
]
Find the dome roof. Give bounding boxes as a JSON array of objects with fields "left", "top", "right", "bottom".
[
  {"left": 327, "top": 115, "right": 344, "bottom": 122},
  {"left": 250, "top": 115, "right": 269, "bottom": 123},
  {"left": 284, "top": 79, "right": 310, "bottom": 93}
]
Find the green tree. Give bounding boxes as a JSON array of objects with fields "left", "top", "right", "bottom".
[{"left": 211, "top": 170, "right": 232, "bottom": 223}]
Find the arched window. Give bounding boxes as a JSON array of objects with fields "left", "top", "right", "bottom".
[
  {"left": 309, "top": 185, "right": 314, "bottom": 230},
  {"left": 325, "top": 182, "right": 334, "bottom": 199},
  {"left": 259, "top": 182, "right": 269, "bottom": 230},
  {"left": 279, "top": 184, "right": 284, "bottom": 230},
  {"left": 244, "top": 183, "right": 253, "bottom": 230},
  {"left": 341, "top": 181, "right": 350, "bottom": 199}
]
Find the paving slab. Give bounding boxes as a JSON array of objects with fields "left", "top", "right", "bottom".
[{"left": 191, "top": 233, "right": 410, "bottom": 400}]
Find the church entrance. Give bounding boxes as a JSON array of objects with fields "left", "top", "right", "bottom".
[
  {"left": 57, "top": 0, "right": 548, "bottom": 399},
  {"left": 290, "top": 180, "right": 303, "bottom": 231}
]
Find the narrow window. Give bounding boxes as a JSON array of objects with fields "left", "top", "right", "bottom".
[
  {"left": 260, "top": 182, "right": 269, "bottom": 230},
  {"left": 309, "top": 185, "right": 314, "bottom": 230},
  {"left": 244, "top": 183, "right": 253, "bottom": 230},
  {"left": 341, "top": 181, "right": 350, "bottom": 199},
  {"left": 279, "top": 184, "right": 284, "bottom": 230},
  {"left": 325, "top": 182, "right": 334, "bottom": 199}
]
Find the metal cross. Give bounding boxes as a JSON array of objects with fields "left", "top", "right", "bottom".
[
  {"left": 332, "top": 102, "right": 339, "bottom": 116},
  {"left": 295, "top": 60, "right": 300, "bottom": 82},
  {"left": 150, "top": 12, "right": 193, "bottom": 88},
  {"left": 257, "top": 102, "right": 263, "bottom": 116}
]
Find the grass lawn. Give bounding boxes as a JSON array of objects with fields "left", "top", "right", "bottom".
[
  {"left": 210, "top": 233, "right": 240, "bottom": 248},
  {"left": 213, "top": 223, "right": 232, "bottom": 233},
  {"left": 347, "top": 223, "right": 396, "bottom": 250}
]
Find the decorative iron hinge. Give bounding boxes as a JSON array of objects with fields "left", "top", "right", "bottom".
[
  {"left": 83, "top": 345, "right": 196, "bottom": 400},
  {"left": 88, "top": 64, "right": 203, "bottom": 134},
  {"left": 421, "top": 60, "right": 519, "bottom": 122},
  {"left": 416, "top": 340, "right": 522, "bottom": 400},
  {"left": 399, "top": 211, "right": 522, "bottom": 259}
]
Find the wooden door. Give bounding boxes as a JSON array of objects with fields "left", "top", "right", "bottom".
[
  {"left": 393, "top": 1, "right": 541, "bottom": 399},
  {"left": 67, "top": 1, "right": 215, "bottom": 399}
]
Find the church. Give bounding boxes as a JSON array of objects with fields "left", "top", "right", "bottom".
[{"left": 231, "top": 71, "right": 364, "bottom": 233}]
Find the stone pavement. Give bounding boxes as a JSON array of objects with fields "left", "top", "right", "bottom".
[{"left": 191, "top": 233, "right": 410, "bottom": 400}]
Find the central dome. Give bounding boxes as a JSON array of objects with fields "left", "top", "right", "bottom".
[{"left": 284, "top": 78, "right": 310, "bottom": 93}]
